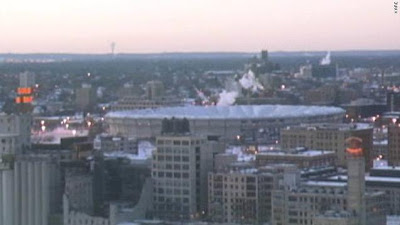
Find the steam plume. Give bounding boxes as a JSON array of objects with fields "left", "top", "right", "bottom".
[
  {"left": 320, "top": 51, "right": 331, "bottom": 65},
  {"left": 217, "top": 90, "right": 238, "bottom": 106},
  {"left": 239, "top": 70, "right": 264, "bottom": 92}
]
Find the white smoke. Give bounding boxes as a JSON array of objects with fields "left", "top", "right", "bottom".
[
  {"left": 320, "top": 51, "right": 331, "bottom": 65},
  {"left": 217, "top": 90, "right": 238, "bottom": 106},
  {"left": 97, "top": 87, "right": 105, "bottom": 98},
  {"left": 195, "top": 87, "right": 208, "bottom": 102},
  {"left": 239, "top": 70, "right": 264, "bottom": 92}
]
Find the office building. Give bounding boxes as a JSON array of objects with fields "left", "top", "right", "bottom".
[
  {"left": 93, "top": 134, "right": 138, "bottom": 153},
  {"left": 341, "top": 99, "right": 386, "bottom": 120},
  {"left": 111, "top": 96, "right": 182, "bottom": 111},
  {"left": 280, "top": 123, "right": 373, "bottom": 168},
  {"left": 325, "top": 166, "right": 400, "bottom": 216},
  {"left": 75, "top": 84, "right": 97, "bottom": 112},
  {"left": 208, "top": 164, "right": 297, "bottom": 224},
  {"left": 311, "top": 64, "right": 338, "bottom": 79},
  {"left": 256, "top": 148, "right": 336, "bottom": 169},
  {"left": 0, "top": 113, "right": 31, "bottom": 155},
  {"left": 304, "top": 85, "right": 337, "bottom": 105},
  {"left": 388, "top": 124, "right": 400, "bottom": 166},
  {"left": 387, "top": 89, "right": 400, "bottom": 112},
  {"left": 19, "top": 71, "right": 35, "bottom": 88},
  {"left": 65, "top": 172, "right": 93, "bottom": 214},
  {"left": 146, "top": 80, "right": 164, "bottom": 100},
  {"left": 271, "top": 137, "right": 387, "bottom": 225},
  {"left": 152, "top": 134, "right": 214, "bottom": 220},
  {"left": 63, "top": 194, "right": 110, "bottom": 225}
]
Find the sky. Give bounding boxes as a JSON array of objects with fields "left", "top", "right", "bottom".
[{"left": 0, "top": 0, "right": 399, "bottom": 53}]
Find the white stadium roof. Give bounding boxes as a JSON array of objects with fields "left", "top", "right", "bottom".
[{"left": 106, "top": 105, "right": 345, "bottom": 120}]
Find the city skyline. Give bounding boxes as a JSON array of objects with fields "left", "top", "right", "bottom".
[{"left": 0, "top": 0, "right": 399, "bottom": 53}]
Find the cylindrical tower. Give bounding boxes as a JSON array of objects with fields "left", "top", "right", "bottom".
[{"left": 346, "top": 137, "right": 366, "bottom": 225}]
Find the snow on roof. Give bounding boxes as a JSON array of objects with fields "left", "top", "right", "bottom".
[
  {"left": 329, "top": 175, "right": 400, "bottom": 183},
  {"left": 305, "top": 181, "right": 347, "bottom": 187},
  {"left": 387, "top": 216, "right": 400, "bottom": 225},
  {"left": 287, "top": 123, "right": 372, "bottom": 131},
  {"left": 106, "top": 105, "right": 345, "bottom": 120},
  {"left": 225, "top": 146, "right": 255, "bottom": 162},
  {"left": 31, "top": 127, "right": 88, "bottom": 144},
  {"left": 373, "top": 140, "right": 388, "bottom": 145},
  {"left": 258, "top": 150, "right": 334, "bottom": 157},
  {"left": 104, "top": 141, "right": 155, "bottom": 161},
  {"left": 373, "top": 166, "right": 400, "bottom": 170}
]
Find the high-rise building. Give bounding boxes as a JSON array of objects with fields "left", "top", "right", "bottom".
[
  {"left": 311, "top": 64, "right": 338, "bottom": 79},
  {"left": 0, "top": 113, "right": 31, "bottom": 155},
  {"left": 261, "top": 50, "right": 269, "bottom": 61},
  {"left": 280, "top": 123, "right": 373, "bottom": 169},
  {"left": 111, "top": 80, "right": 182, "bottom": 111},
  {"left": 271, "top": 137, "right": 387, "bottom": 225},
  {"left": 0, "top": 155, "right": 50, "bottom": 225},
  {"left": 388, "top": 124, "right": 400, "bottom": 166},
  {"left": 146, "top": 80, "right": 164, "bottom": 100},
  {"left": 15, "top": 72, "right": 35, "bottom": 113},
  {"left": 255, "top": 148, "right": 336, "bottom": 169},
  {"left": 111, "top": 96, "right": 182, "bottom": 111},
  {"left": 208, "top": 164, "right": 297, "bottom": 224},
  {"left": 19, "top": 72, "right": 35, "bottom": 88},
  {"left": 387, "top": 89, "right": 400, "bottom": 112},
  {"left": 93, "top": 134, "right": 138, "bottom": 153},
  {"left": 346, "top": 137, "right": 366, "bottom": 225},
  {"left": 152, "top": 134, "right": 214, "bottom": 220},
  {"left": 65, "top": 173, "right": 93, "bottom": 215},
  {"left": 75, "top": 84, "right": 97, "bottom": 112}
]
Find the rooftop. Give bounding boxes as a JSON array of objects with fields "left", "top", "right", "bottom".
[
  {"left": 258, "top": 149, "right": 334, "bottom": 157},
  {"left": 103, "top": 141, "right": 155, "bottom": 161},
  {"left": 106, "top": 105, "right": 344, "bottom": 120},
  {"left": 329, "top": 175, "right": 400, "bottom": 183},
  {"left": 305, "top": 181, "right": 347, "bottom": 187},
  {"left": 284, "top": 123, "right": 372, "bottom": 131},
  {"left": 31, "top": 127, "right": 88, "bottom": 144}
]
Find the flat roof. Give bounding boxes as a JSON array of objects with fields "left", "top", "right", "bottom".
[
  {"left": 106, "top": 105, "right": 345, "bottom": 120},
  {"left": 284, "top": 123, "right": 372, "bottom": 131},
  {"left": 305, "top": 181, "right": 347, "bottom": 187},
  {"left": 258, "top": 150, "right": 335, "bottom": 157},
  {"left": 329, "top": 175, "right": 400, "bottom": 183}
]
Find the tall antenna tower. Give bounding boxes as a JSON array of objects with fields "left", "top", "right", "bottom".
[{"left": 110, "top": 42, "right": 116, "bottom": 56}]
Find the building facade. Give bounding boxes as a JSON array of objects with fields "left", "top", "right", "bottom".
[
  {"left": 256, "top": 148, "right": 336, "bottom": 169},
  {"left": 75, "top": 84, "right": 97, "bottom": 112},
  {"left": 151, "top": 135, "right": 213, "bottom": 220},
  {"left": 280, "top": 123, "right": 373, "bottom": 168},
  {"left": 388, "top": 124, "right": 400, "bottom": 166},
  {"left": 208, "top": 164, "right": 297, "bottom": 224},
  {"left": 0, "top": 113, "right": 31, "bottom": 155},
  {"left": 0, "top": 156, "right": 50, "bottom": 225},
  {"left": 93, "top": 134, "right": 138, "bottom": 153},
  {"left": 65, "top": 173, "right": 93, "bottom": 215},
  {"left": 271, "top": 137, "right": 387, "bottom": 225},
  {"left": 111, "top": 96, "right": 182, "bottom": 111}
]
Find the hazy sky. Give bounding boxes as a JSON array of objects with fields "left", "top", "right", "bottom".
[{"left": 0, "top": 0, "right": 399, "bottom": 53}]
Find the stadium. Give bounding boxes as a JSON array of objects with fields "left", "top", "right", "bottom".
[{"left": 105, "top": 105, "right": 345, "bottom": 144}]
